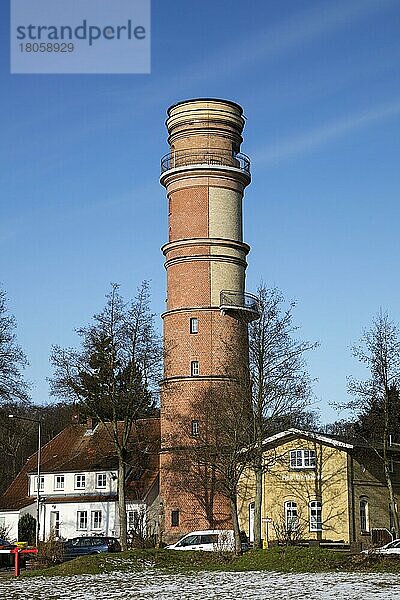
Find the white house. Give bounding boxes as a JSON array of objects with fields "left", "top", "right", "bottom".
[{"left": 0, "top": 418, "right": 160, "bottom": 542}]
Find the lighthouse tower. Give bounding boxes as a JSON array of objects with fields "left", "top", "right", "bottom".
[{"left": 159, "top": 99, "right": 258, "bottom": 541}]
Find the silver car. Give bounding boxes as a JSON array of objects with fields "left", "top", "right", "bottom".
[{"left": 362, "top": 539, "right": 400, "bottom": 555}]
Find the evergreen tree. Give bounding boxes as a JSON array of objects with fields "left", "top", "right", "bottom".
[{"left": 50, "top": 282, "right": 162, "bottom": 549}]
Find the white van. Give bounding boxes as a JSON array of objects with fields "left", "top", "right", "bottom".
[{"left": 165, "top": 529, "right": 235, "bottom": 552}]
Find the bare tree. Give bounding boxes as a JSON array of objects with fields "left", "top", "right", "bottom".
[
  {"left": 0, "top": 288, "right": 29, "bottom": 404},
  {"left": 0, "top": 400, "right": 80, "bottom": 495},
  {"left": 50, "top": 282, "right": 162, "bottom": 550},
  {"left": 0, "top": 402, "right": 35, "bottom": 490},
  {"left": 347, "top": 310, "right": 400, "bottom": 537},
  {"left": 167, "top": 378, "right": 254, "bottom": 554},
  {"left": 249, "top": 284, "right": 318, "bottom": 548},
  {"left": 272, "top": 507, "right": 307, "bottom": 546},
  {"left": 199, "top": 383, "right": 253, "bottom": 554},
  {"left": 164, "top": 431, "right": 219, "bottom": 531}
]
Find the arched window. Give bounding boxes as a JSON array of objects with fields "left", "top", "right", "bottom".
[
  {"left": 360, "top": 498, "right": 369, "bottom": 532},
  {"left": 309, "top": 501, "right": 322, "bottom": 531},
  {"left": 285, "top": 501, "right": 298, "bottom": 532}
]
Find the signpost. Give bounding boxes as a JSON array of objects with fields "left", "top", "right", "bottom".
[{"left": 262, "top": 517, "right": 273, "bottom": 549}]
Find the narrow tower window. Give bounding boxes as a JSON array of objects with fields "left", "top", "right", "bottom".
[
  {"left": 191, "top": 361, "right": 199, "bottom": 376},
  {"left": 191, "top": 420, "right": 199, "bottom": 436},
  {"left": 171, "top": 510, "right": 179, "bottom": 527},
  {"left": 190, "top": 318, "right": 198, "bottom": 334}
]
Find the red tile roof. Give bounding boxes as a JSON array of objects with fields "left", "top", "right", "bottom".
[{"left": 0, "top": 418, "right": 160, "bottom": 511}]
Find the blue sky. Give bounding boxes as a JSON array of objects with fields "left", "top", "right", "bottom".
[{"left": 1, "top": 0, "right": 400, "bottom": 422}]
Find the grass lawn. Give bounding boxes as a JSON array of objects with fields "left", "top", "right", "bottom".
[{"left": 18, "top": 546, "right": 400, "bottom": 579}]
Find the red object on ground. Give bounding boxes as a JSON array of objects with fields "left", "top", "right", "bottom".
[{"left": 8, "top": 547, "right": 39, "bottom": 577}]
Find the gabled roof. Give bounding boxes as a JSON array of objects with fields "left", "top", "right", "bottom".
[
  {"left": 0, "top": 418, "right": 160, "bottom": 511},
  {"left": 261, "top": 428, "right": 354, "bottom": 451}
]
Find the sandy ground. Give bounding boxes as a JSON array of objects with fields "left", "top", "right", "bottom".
[{"left": 1, "top": 569, "right": 400, "bottom": 599}]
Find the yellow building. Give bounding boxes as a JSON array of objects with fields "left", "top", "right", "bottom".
[{"left": 238, "top": 429, "right": 400, "bottom": 549}]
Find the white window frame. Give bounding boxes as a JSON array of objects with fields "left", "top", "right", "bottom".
[
  {"left": 54, "top": 475, "right": 65, "bottom": 491},
  {"left": 191, "top": 419, "right": 199, "bottom": 436},
  {"left": 190, "top": 317, "right": 198, "bottom": 334},
  {"left": 285, "top": 501, "right": 298, "bottom": 531},
  {"left": 309, "top": 500, "right": 322, "bottom": 531},
  {"left": 191, "top": 360, "right": 199, "bottom": 376},
  {"left": 128, "top": 510, "right": 139, "bottom": 530},
  {"left": 91, "top": 510, "right": 102, "bottom": 530},
  {"left": 50, "top": 510, "right": 60, "bottom": 537},
  {"left": 360, "top": 498, "right": 369, "bottom": 533},
  {"left": 289, "top": 449, "right": 316, "bottom": 469},
  {"left": 77, "top": 510, "right": 87, "bottom": 530},
  {"left": 96, "top": 473, "right": 107, "bottom": 489},
  {"left": 74, "top": 474, "right": 86, "bottom": 489},
  {"left": 33, "top": 475, "right": 44, "bottom": 492}
]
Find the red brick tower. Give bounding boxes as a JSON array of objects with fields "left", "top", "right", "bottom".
[{"left": 159, "top": 99, "right": 258, "bottom": 541}]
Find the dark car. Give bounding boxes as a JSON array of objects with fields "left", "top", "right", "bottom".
[{"left": 63, "top": 536, "right": 121, "bottom": 559}]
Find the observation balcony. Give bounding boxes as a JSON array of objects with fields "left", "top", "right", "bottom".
[
  {"left": 220, "top": 290, "right": 260, "bottom": 322},
  {"left": 160, "top": 148, "right": 251, "bottom": 177}
]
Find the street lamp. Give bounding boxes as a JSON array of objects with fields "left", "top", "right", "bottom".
[{"left": 8, "top": 415, "right": 42, "bottom": 547}]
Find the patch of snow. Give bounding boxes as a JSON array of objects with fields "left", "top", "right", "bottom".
[{"left": 0, "top": 570, "right": 400, "bottom": 599}]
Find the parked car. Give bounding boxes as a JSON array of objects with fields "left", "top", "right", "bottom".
[
  {"left": 166, "top": 529, "right": 248, "bottom": 552},
  {"left": 63, "top": 536, "right": 121, "bottom": 559},
  {"left": 362, "top": 539, "right": 400, "bottom": 555}
]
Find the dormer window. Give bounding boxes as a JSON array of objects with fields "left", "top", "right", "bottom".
[
  {"left": 290, "top": 449, "right": 316, "bottom": 469},
  {"left": 54, "top": 475, "right": 65, "bottom": 491},
  {"left": 34, "top": 476, "right": 44, "bottom": 492},
  {"left": 96, "top": 473, "right": 106, "bottom": 488},
  {"left": 75, "top": 474, "right": 86, "bottom": 489}
]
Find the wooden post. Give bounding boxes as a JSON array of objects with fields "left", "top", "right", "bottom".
[{"left": 11, "top": 548, "right": 19, "bottom": 577}]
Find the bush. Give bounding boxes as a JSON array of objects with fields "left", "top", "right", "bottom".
[
  {"left": 18, "top": 514, "right": 36, "bottom": 545},
  {"left": 37, "top": 530, "right": 65, "bottom": 566}
]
